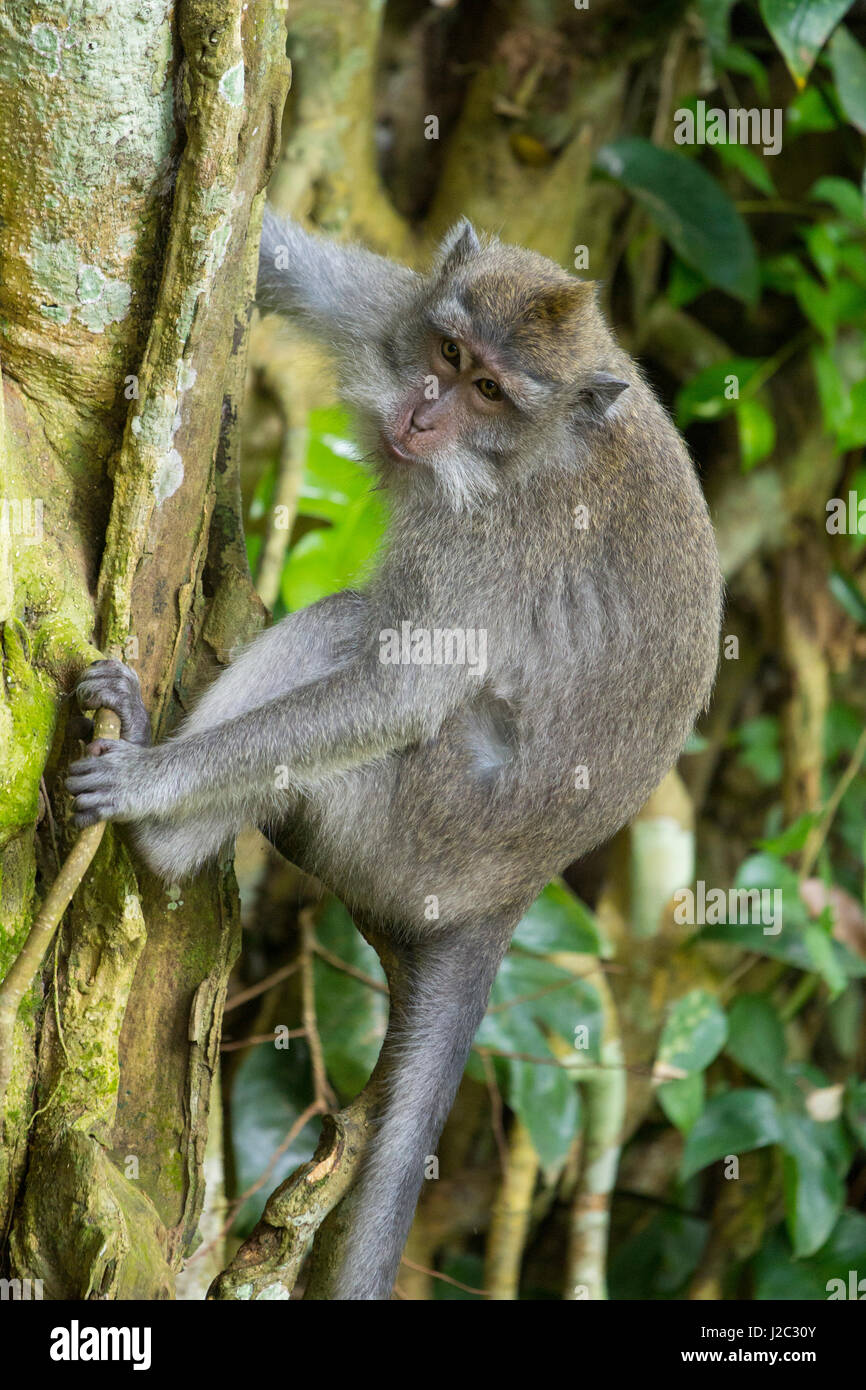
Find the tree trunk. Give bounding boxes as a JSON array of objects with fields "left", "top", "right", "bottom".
[{"left": 0, "top": 0, "right": 289, "bottom": 1297}]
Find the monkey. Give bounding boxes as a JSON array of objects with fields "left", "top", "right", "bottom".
[{"left": 67, "top": 210, "right": 722, "bottom": 1300}]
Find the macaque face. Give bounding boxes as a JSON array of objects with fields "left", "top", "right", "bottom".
[
  {"left": 381, "top": 333, "right": 512, "bottom": 465},
  {"left": 372, "top": 310, "right": 566, "bottom": 510}
]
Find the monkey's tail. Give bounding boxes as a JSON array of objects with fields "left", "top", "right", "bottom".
[{"left": 323, "top": 917, "right": 514, "bottom": 1301}]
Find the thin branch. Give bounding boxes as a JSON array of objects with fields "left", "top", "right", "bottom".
[
  {"left": 300, "top": 908, "right": 336, "bottom": 1110},
  {"left": 220, "top": 1028, "right": 306, "bottom": 1053},
  {"left": 0, "top": 707, "right": 120, "bottom": 1118},
  {"left": 189, "top": 1099, "right": 326, "bottom": 1265},
  {"left": 224, "top": 960, "right": 301, "bottom": 1012},
  {"left": 312, "top": 942, "right": 389, "bottom": 994},
  {"left": 400, "top": 1255, "right": 489, "bottom": 1297}
]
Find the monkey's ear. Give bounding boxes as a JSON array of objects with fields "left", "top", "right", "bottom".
[
  {"left": 528, "top": 279, "right": 597, "bottom": 327},
  {"left": 572, "top": 372, "right": 629, "bottom": 425},
  {"left": 436, "top": 218, "right": 482, "bottom": 273}
]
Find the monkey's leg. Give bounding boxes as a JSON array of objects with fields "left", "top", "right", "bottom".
[{"left": 322, "top": 913, "right": 516, "bottom": 1301}]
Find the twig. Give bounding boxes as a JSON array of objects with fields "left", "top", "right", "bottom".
[
  {"left": 188, "top": 1099, "right": 326, "bottom": 1264},
  {"left": 220, "top": 1028, "right": 306, "bottom": 1052},
  {"left": 312, "top": 942, "right": 389, "bottom": 994},
  {"left": 223, "top": 960, "right": 301, "bottom": 1012},
  {"left": 400, "top": 1255, "right": 489, "bottom": 1297},
  {"left": 300, "top": 908, "right": 336, "bottom": 1109},
  {"left": 0, "top": 707, "right": 120, "bottom": 1118},
  {"left": 479, "top": 1050, "right": 509, "bottom": 1177},
  {"left": 800, "top": 724, "right": 866, "bottom": 879}
]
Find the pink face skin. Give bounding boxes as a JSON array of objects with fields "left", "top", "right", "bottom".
[{"left": 381, "top": 334, "right": 512, "bottom": 463}]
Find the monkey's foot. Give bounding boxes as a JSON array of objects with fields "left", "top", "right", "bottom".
[{"left": 74, "top": 658, "right": 151, "bottom": 747}]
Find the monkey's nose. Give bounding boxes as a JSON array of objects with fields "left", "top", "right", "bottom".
[{"left": 410, "top": 406, "right": 436, "bottom": 432}]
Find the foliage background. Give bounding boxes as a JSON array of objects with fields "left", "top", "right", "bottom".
[{"left": 216, "top": 0, "right": 866, "bottom": 1302}]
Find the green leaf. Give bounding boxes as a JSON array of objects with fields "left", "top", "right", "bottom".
[
  {"left": 658, "top": 1072, "right": 705, "bottom": 1133},
  {"left": 780, "top": 1112, "right": 846, "bottom": 1256},
  {"left": 726, "top": 994, "right": 790, "bottom": 1092},
  {"left": 844, "top": 1078, "right": 866, "bottom": 1145},
  {"left": 473, "top": 948, "right": 602, "bottom": 1167},
  {"left": 754, "top": 1211, "right": 866, "bottom": 1298},
  {"left": 229, "top": 1040, "right": 320, "bottom": 1236},
  {"left": 829, "top": 570, "right": 866, "bottom": 626},
  {"left": 512, "top": 880, "right": 602, "bottom": 956},
  {"left": 838, "top": 382, "right": 866, "bottom": 451},
  {"left": 667, "top": 256, "right": 707, "bottom": 308},
  {"left": 681, "top": 1088, "right": 783, "bottom": 1180},
  {"left": 657, "top": 989, "right": 728, "bottom": 1076},
  {"left": 715, "top": 140, "right": 776, "bottom": 196},
  {"left": 314, "top": 898, "right": 388, "bottom": 1098},
  {"left": 675, "top": 358, "right": 762, "bottom": 428},
  {"left": 696, "top": 0, "right": 739, "bottom": 56},
  {"left": 734, "top": 714, "right": 782, "bottom": 785},
  {"left": 504, "top": 1049, "right": 581, "bottom": 1171},
  {"left": 758, "top": 812, "right": 817, "bottom": 855},
  {"left": 809, "top": 176, "right": 865, "bottom": 222},
  {"left": 828, "top": 25, "right": 866, "bottom": 131},
  {"left": 812, "top": 343, "right": 849, "bottom": 435},
  {"left": 609, "top": 1208, "right": 707, "bottom": 1299},
  {"left": 794, "top": 272, "right": 836, "bottom": 338},
  {"left": 786, "top": 84, "right": 842, "bottom": 135},
  {"left": 717, "top": 44, "right": 771, "bottom": 100},
  {"left": 595, "top": 138, "right": 759, "bottom": 301},
  {"left": 759, "top": 0, "right": 857, "bottom": 86},
  {"left": 281, "top": 494, "right": 385, "bottom": 610},
  {"left": 737, "top": 397, "right": 776, "bottom": 470},
  {"left": 699, "top": 851, "right": 866, "bottom": 978},
  {"left": 803, "top": 922, "right": 847, "bottom": 997}
]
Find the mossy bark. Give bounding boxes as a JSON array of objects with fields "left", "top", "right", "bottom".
[{"left": 0, "top": 0, "right": 289, "bottom": 1297}]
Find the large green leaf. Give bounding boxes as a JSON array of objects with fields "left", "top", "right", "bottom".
[
  {"left": 681, "top": 1088, "right": 782, "bottom": 1179},
  {"left": 229, "top": 1039, "right": 321, "bottom": 1235},
  {"left": 511, "top": 880, "right": 601, "bottom": 956},
  {"left": 699, "top": 851, "right": 866, "bottom": 979},
  {"left": 473, "top": 949, "right": 601, "bottom": 1167},
  {"left": 656, "top": 989, "right": 728, "bottom": 1076},
  {"left": 759, "top": 0, "right": 856, "bottom": 86},
  {"left": 658, "top": 1073, "right": 705, "bottom": 1133},
  {"left": 779, "top": 1112, "right": 847, "bottom": 1256},
  {"left": 609, "top": 1208, "right": 708, "bottom": 1299},
  {"left": 675, "top": 357, "right": 762, "bottom": 427},
  {"left": 737, "top": 397, "right": 776, "bottom": 471},
  {"left": 314, "top": 898, "right": 388, "bottom": 1099},
  {"left": 828, "top": 24, "right": 866, "bottom": 132},
  {"left": 595, "top": 138, "right": 759, "bottom": 301},
  {"left": 753, "top": 1212, "right": 866, "bottom": 1298},
  {"left": 298, "top": 407, "right": 373, "bottom": 523},
  {"left": 281, "top": 494, "right": 385, "bottom": 609},
  {"left": 725, "top": 994, "right": 791, "bottom": 1093}
]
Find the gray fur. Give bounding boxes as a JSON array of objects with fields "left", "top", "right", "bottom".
[{"left": 68, "top": 213, "right": 722, "bottom": 1299}]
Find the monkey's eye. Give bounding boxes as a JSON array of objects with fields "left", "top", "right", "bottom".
[
  {"left": 441, "top": 338, "right": 461, "bottom": 367},
  {"left": 476, "top": 378, "right": 502, "bottom": 402}
]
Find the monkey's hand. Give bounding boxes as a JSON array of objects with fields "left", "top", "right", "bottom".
[
  {"left": 66, "top": 659, "right": 157, "bottom": 828},
  {"left": 66, "top": 738, "right": 156, "bottom": 828},
  {"left": 72, "top": 659, "right": 152, "bottom": 748}
]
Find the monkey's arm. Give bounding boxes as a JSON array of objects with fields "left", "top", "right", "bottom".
[
  {"left": 67, "top": 656, "right": 470, "bottom": 828},
  {"left": 256, "top": 207, "right": 419, "bottom": 348}
]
